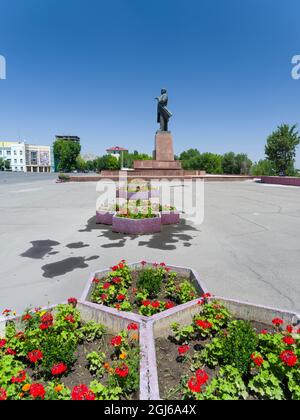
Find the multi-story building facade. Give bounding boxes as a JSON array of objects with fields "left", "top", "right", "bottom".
[{"left": 0, "top": 141, "right": 53, "bottom": 172}]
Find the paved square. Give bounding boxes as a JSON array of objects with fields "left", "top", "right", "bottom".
[{"left": 0, "top": 173, "right": 299, "bottom": 313}]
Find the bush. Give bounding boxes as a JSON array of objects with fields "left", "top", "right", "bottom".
[
  {"left": 58, "top": 174, "right": 70, "bottom": 182},
  {"left": 137, "top": 267, "right": 165, "bottom": 298},
  {"left": 221, "top": 320, "right": 258, "bottom": 375}
]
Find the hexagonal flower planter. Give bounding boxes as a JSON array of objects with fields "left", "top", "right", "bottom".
[
  {"left": 160, "top": 210, "right": 180, "bottom": 225},
  {"left": 96, "top": 210, "right": 115, "bottom": 225},
  {"left": 112, "top": 213, "right": 162, "bottom": 235}
]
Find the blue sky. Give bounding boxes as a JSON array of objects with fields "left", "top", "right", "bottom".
[{"left": 1, "top": 0, "right": 300, "bottom": 166}]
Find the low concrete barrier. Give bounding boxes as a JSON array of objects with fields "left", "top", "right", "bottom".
[{"left": 261, "top": 176, "right": 300, "bottom": 186}]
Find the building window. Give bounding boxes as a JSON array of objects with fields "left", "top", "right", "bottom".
[
  {"left": 20, "top": 151, "right": 23, "bottom": 155},
  {"left": 20, "top": 167, "right": 23, "bottom": 171},
  {"left": 14, "top": 159, "right": 17, "bottom": 163},
  {"left": 7, "top": 150, "right": 11, "bottom": 155},
  {"left": 14, "top": 150, "right": 17, "bottom": 155},
  {"left": 20, "top": 159, "right": 23, "bottom": 164}
]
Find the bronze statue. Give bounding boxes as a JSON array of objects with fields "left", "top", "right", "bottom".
[{"left": 155, "top": 89, "right": 172, "bottom": 131}]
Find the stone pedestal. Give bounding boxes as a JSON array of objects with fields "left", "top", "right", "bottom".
[{"left": 154, "top": 131, "right": 174, "bottom": 161}]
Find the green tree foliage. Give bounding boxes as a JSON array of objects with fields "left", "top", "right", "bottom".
[
  {"left": 265, "top": 124, "right": 300, "bottom": 175},
  {"left": 94, "top": 155, "right": 120, "bottom": 171},
  {"left": 0, "top": 158, "right": 11, "bottom": 171},
  {"left": 53, "top": 139, "right": 81, "bottom": 172},
  {"left": 122, "top": 151, "right": 151, "bottom": 169},
  {"left": 251, "top": 159, "right": 276, "bottom": 176}
]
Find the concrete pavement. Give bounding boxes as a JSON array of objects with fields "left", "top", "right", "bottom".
[{"left": 0, "top": 173, "right": 299, "bottom": 313}]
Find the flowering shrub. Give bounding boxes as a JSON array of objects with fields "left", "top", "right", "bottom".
[
  {"left": 0, "top": 302, "right": 140, "bottom": 400},
  {"left": 90, "top": 261, "right": 201, "bottom": 317},
  {"left": 159, "top": 299, "right": 300, "bottom": 400}
]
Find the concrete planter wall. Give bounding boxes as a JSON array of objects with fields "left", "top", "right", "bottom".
[
  {"left": 112, "top": 213, "right": 162, "bottom": 235},
  {"left": 96, "top": 210, "right": 115, "bottom": 225},
  {"left": 160, "top": 211, "right": 180, "bottom": 225}
]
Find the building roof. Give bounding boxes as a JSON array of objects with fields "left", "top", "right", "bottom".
[{"left": 106, "top": 146, "right": 128, "bottom": 152}]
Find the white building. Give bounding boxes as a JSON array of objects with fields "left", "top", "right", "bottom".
[{"left": 0, "top": 141, "right": 53, "bottom": 172}]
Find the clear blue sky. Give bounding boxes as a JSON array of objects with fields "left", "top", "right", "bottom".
[{"left": 1, "top": 0, "right": 300, "bottom": 166}]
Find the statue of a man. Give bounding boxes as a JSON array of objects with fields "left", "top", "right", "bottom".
[{"left": 155, "top": 88, "right": 173, "bottom": 131}]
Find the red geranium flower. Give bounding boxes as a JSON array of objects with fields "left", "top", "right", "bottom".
[
  {"left": 196, "top": 319, "right": 213, "bottom": 330},
  {"left": 280, "top": 350, "right": 298, "bottom": 367},
  {"left": 196, "top": 370, "right": 209, "bottom": 385},
  {"left": 6, "top": 348, "right": 16, "bottom": 356},
  {"left": 151, "top": 301, "right": 160, "bottom": 309},
  {"left": 65, "top": 315, "right": 76, "bottom": 324},
  {"left": 2, "top": 309, "right": 12, "bottom": 316},
  {"left": 272, "top": 318, "right": 284, "bottom": 326},
  {"left": 22, "top": 314, "right": 32, "bottom": 322},
  {"left": 92, "top": 278, "right": 100, "bottom": 284},
  {"left": 51, "top": 362, "right": 68, "bottom": 376},
  {"left": 188, "top": 377, "right": 202, "bottom": 393},
  {"left": 111, "top": 336, "right": 122, "bottom": 346},
  {"left": 68, "top": 297, "right": 78, "bottom": 307},
  {"left": 141, "top": 260, "right": 147, "bottom": 266},
  {"left": 297, "top": 328, "right": 300, "bottom": 334},
  {"left": 260, "top": 329, "right": 268, "bottom": 335},
  {"left": 28, "top": 350, "right": 43, "bottom": 364},
  {"left": 165, "top": 301, "right": 175, "bottom": 310},
  {"left": 160, "top": 262, "right": 166, "bottom": 267},
  {"left": 112, "top": 277, "right": 122, "bottom": 284},
  {"left": 0, "top": 388, "right": 7, "bottom": 401},
  {"left": 71, "top": 384, "right": 95, "bottom": 401},
  {"left": 202, "top": 293, "right": 212, "bottom": 299},
  {"left": 115, "top": 303, "right": 121, "bottom": 310},
  {"left": 142, "top": 300, "right": 151, "bottom": 307},
  {"left": 39, "top": 323, "right": 50, "bottom": 331},
  {"left": 286, "top": 325, "right": 293, "bottom": 334},
  {"left": 215, "top": 314, "right": 224, "bottom": 320},
  {"left": 115, "top": 363, "right": 129, "bottom": 378},
  {"left": 101, "top": 294, "right": 108, "bottom": 301},
  {"left": 251, "top": 353, "right": 264, "bottom": 367},
  {"left": 283, "top": 336, "right": 295, "bottom": 346},
  {"left": 11, "top": 370, "right": 26, "bottom": 384},
  {"left": 30, "top": 383, "right": 45, "bottom": 400},
  {"left": 127, "top": 323, "right": 138, "bottom": 331},
  {"left": 118, "top": 263, "right": 125, "bottom": 270},
  {"left": 197, "top": 299, "right": 205, "bottom": 305},
  {"left": 117, "top": 294, "right": 126, "bottom": 301},
  {"left": 39, "top": 312, "right": 53, "bottom": 330},
  {"left": 178, "top": 345, "right": 190, "bottom": 355},
  {"left": 111, "top": 265, "right": 119, "bottom": 271},
  {"left": 103, "top": 282, "right": 111, "bottom": 290},
  {"left": 0, "top": 339, "right": 7, "bottom": 348}
]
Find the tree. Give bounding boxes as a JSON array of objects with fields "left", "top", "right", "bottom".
[
  {"left": 251, "top": 159, "right": 275, "bottom": 176},
  {"left": 265, "top": 124, "right": 300, "bottom": 175},
  {"left": 0, "top": 158, "right": 11, "bottom": 171},
  {"left": 53, "top": 139, "right": 81, "bottom": 172},
  {"left": 76, "top": 156, "right": 87, "bottom": 172},
  {"left": 4, "top": 160, "right": 10, "bottom": 170},
  {"left": 94, "top": 155, "right": 120, "bottom": 172},
  {"left": 222, "top": 152, "right": 236, "bottom": 174},
  {"left": 235, "top": 154, "right": 252, "bottom": 175}
]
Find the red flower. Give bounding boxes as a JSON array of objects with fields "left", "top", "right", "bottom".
[
  {"left": 39, "top": 312, "right": 53, "bottom": 330},
  {"left": 151, "top": 301, "right": 160, "bottom": 309},
  {"left": 30, "top": 383, "right": 45, "bottom": 400},
  {"left": 22, "top": 314, "right": 32, "bottom": 322},
  {"left": 196, "top": 319, "right": 213, "bottom": 330},
  {"left": 51, "top": 363, "right": 68, "bottom": 376},
  {"left": 111, "top": 336, "right": 122, "bottom": 346},
  {"left": 215, "top": 314, "right": 224, "bottom": 320},
  {"left": 11, "top": 370, "right": 26, "bottom": 384},
  {"left": 260, "top": 329, "right": 268, "bottom": 335},
  {"left": 0, "top": 388, "right": 7, "bottom": 401},
  {"left": 92, "top": 278, "right": 100, "bottom": 284},
  {"left": 286, "top": 325, "right": 293, "bottom": 334},
  {"left": 251, "top": 353, "right": 264, "bottom": 367},
  {"left": 141, "top": 260, "right": 147, "bottom": 266},
  {"left": 178, "top": 345, "right": 190, "bottom": 355},
  {"left": 280, "top": 350, "right": 298, "bottom": 367},
  {"left": 142, "top": 300, "right": 151, "bottom": 307},
  {"left": 111, "top": 265, "right": 119, "bottom": 271},
  {"left": 283, "top": 336, "right": 295, "bottom": 346},
  {"left": 65, "top": 315, "right": 76, "bottom": 324},
  {"left": 112, "top": 277, "right": 122, "bottom": 284},
  {"left": 160, "top": 262, "right": 166, "bottom": 267},
  {"left": 165, "top": 301, "right": 175, "bottom": 310},
  {"left": 28, "top": 350, "right": 43, "bottom": 364},
  {"left": 196, "top": 370, "right": 209, "bottom": 386},
  {"left": 165, "top": 267, "right": 171, "bottom": 272},
  {"left": 6, "top": 348, "right": 16, "bottom": 356},
  {"left": 115, "top": 303, "right": 121, "bottom": 310},
  {"left": 0, "top": 339, "right": 6, "bottom": 348},
  {"left": 101, "top": 294, "right": 108, "bottom": 301},
  {"left": 197, "top": 299, "right": 205, "bottom": 305},
  {"left": 297, "top": 328, "right": 300, "bottom": 334},
  {"left": 202, "top": 293, "right": 212, "bottom": 299},
  {"left": 117, "top": 294, "right": 126, "bottom": 301},
  {"left": 71, "top": 384, "right": 95, "bottom": 401},
  {"left": 188, "top": 377, "right": 202, "bottom": 393},
  {"left": 2, "top": 309, "right": 12, "bottom": 316},
  {"left": 39, "top": 323, "right": 51, "bottom": 331},
  {"left": 153, "top": 263, "right": 159, "bottom": 268},
  {"left": 127, "top": 323, "right": 138, "bottom": 331},
  {"left": 103, "top": 282, "right": 111, "bottom": 290},
  {"left": 115, "top": 363, "right": 129, "bottom": 378},
  {"left": 118, "top": 263, "right": 125, "bottom": 270},
  {"left": 68, "top": 297, "right": 78, "bottom": 307},
  {"left": 272, "top": 318, "right": 284, "bottom": 326}
]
